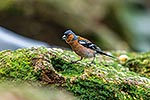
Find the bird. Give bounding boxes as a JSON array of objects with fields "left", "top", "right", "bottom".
[{"left": 62, "top": 30, "right": 117, "bottom": 63}]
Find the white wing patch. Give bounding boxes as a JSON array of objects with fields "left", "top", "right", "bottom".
[
  {"left": 78, "top": 39, "right": 102, "bottom": 51},
  {"left": 88, "top": 44, "right": 94, "bottom": 47},
  {"left": 78, "top": 40, "right": 87, "bottom": 44}
]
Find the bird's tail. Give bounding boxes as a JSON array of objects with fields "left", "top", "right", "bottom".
[{"left": 96, "top": 50, "right": 117, "bottom": 59}]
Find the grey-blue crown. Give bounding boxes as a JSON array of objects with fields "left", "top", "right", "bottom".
[
  {"left": 64, "top": 30, "right": 74, "bottom": 35},
  {"left": 64, "top": 29, "right": 78, "bottom": 40}
]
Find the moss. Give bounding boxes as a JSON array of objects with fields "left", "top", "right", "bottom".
[
  {"left": 124, "top": 52, "right": 150, "bottom": 78},
  {"left": 0, "top": 47, "right": 150, "bottom": 99},
  {"left": 50, "top": 49, "right": 150, "bottom": 100},
  {"left": 51, "top": 57, "right": 84, "bottom": 76},
  {"left": 65, "top": 76, "right": 150, "bottom": 100},
  {"left": 0, "top": 47, "right": 48, "bottom": 81}
]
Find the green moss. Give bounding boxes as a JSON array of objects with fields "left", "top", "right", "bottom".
[
  {"left": 0, "top": 47, "right": 150, "bottom": 100},
  {"left": 125, "top": 52, "right": 150, "bottom": 78},
  {"left": 0, "top": 47, "right": 48, "bottom": 81},
  {"left": 50, "top": 49, "right": 150, "bottom": 99},
  {"left": 51, "top": 57, "right": 84, "bottom": 76},
  {"left": 65, "top": 77, "right": 150, "bottom": 100}
]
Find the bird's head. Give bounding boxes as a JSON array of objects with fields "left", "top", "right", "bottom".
[{"left": 62, "top": 30, "right": 78, "bottom": 41}]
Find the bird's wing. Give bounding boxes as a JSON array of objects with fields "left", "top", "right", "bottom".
[
  {"left": 77, "top": 36, "right": 117, "bottom": 59},
  {"left": 78, "top": 36, "right": 101, "bottom": 51}
]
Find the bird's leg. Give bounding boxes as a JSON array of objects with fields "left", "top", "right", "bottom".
[
  {"left": 71, "top": 57, "right": 83, "bottom": 63},
  {"left": 90, "top": 54, "right": 96, "bottom": 64}
]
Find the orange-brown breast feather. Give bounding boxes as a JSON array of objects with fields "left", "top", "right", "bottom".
[{"left": 66, "top": 34, "right": 74, "bottom": 44}]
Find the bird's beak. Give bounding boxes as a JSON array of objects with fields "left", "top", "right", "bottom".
[{"left": 62, "top": 35, "right": 67, "bottom": 40}]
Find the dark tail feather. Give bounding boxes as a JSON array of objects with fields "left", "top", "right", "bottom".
[{"left": 96, "top": 50, "right": 117, "bottom": 59}]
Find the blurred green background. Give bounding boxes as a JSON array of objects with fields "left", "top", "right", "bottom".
[{"left": 0, "top": 0, "right": 150, "bottom": 51}]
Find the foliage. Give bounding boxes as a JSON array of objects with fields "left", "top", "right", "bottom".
[{"left": 1, "top": 0, "right": 149, "bottom": 51}]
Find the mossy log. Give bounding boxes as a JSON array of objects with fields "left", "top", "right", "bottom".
[{"left": 0, "top": 47, "right": 150, "bottom": 100}]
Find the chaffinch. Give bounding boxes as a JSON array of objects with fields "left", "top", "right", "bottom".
[{"left": 62, "top": 30, "right": 116, "bottom": 63}]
